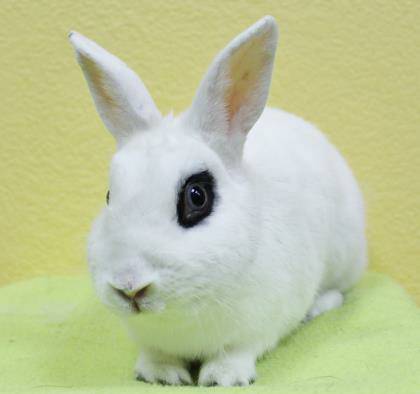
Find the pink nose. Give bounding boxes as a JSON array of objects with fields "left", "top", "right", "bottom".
[
  {"left": 119, "top": 285, "right": 149, "bottom": 300},
  {"left": 111, "top": 283, "right": 151, "bottom": 312}
]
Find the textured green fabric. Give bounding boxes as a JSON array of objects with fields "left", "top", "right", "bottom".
[{"left": 0, "top": 273, "right": 419, "bottom": 394}]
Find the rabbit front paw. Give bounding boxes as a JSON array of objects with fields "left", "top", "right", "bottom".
[
  {"left": 135, "top": 350, "right": 192, "bottom": 385},
  {"left": 198, "top": 350, "right": 256, "bottom": 386}
]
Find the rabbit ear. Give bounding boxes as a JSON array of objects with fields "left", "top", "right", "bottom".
[
  {"left": 186, "top": 16, "right": 278, "bottom": 163},
  {"left": 69, "top": 32, "right": 161, "bottom": 145}
]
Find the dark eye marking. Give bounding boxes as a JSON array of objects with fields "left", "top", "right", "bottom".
[
  {"left": 177, "top": 170, "right": 216, "bottom": 228},
  {"left": 106, "top": 190, "right": 110, "bottom": 205}
]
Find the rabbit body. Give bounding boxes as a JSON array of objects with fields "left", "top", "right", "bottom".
[
  {"left": 124, "top": 106, "right": 366, "bottom": 358},
  {"left": 71, "top": 16, "right": 366, "bottom": 386}
]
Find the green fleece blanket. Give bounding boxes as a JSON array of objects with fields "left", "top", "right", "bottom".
[{"left": 0, "top": 273, "right": 419, "bottom": 394}]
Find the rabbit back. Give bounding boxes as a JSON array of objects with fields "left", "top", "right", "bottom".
[{"left": 244, "top": 107, "right": 366, "bottom": 301}]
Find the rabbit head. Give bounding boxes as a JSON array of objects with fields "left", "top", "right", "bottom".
[{"left": 70, "top": 16, "right": 278, "bottom": 317}]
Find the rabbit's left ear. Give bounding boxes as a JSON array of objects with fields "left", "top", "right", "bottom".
[
  {"left": 69, "top": 32, "right": 161, "bottom": 145},
  {"left": 186, "top": 16, "right": 278, "bottom": 162}
]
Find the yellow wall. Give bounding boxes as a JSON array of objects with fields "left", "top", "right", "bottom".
[{"left": 0, "top": 1, "right": 419, "bottom": 302}]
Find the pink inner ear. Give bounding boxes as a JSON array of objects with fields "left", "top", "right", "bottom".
[
  {"left": 79, "top": 53, "right": 116, "bottom": 108},
  {"left": 224, "top": 31, "right": 272, "bottom": 131}
]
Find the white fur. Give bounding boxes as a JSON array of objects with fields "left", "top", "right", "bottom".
[
  {"left": 68, "top": 31, "right": 161, "bottom": 145},
  {"left": 306, "top": 290, "right": 344, "bottom": 321},
  {"left": 70, "top": 16, "right": 366, "bottom": 386}
]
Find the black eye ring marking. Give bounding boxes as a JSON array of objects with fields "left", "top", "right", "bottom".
[
  {"left": 106, "top": 190, "right": 110, "bottom": 205},
  {"left": 177, "top": 170, "right": 216, "bottom": 228}
]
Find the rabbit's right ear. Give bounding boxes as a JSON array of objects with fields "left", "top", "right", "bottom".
[{"left": 69, "top": 32, "right": 161, "bottom": 145}]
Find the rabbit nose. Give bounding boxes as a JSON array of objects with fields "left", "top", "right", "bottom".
[
  {"left": 120, "top": 285, "right": 149, "bottom": 299},
  {"left": 117, "top": 284, "right": 150, "bottom": 300},
  {"left": 111, "top": 283, "right": 151, "bottom": 311}
]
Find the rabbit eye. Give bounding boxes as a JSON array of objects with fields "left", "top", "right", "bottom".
[
  {"left": 177, "top": 171, "right": 215, "bottom": 228},
  {"left": 187, "top": 184, "right": 207, "bottom": 208},
  {"left": 106, "top": 190, "right": 110, "bottom": 205}
]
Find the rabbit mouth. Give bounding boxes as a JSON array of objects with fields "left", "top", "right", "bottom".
[
  {"left": 112, "top": 287, "right": 143, "bottom": 314},
  {"left": 107, "top": 281, "right": 163, "bottom": 315},
  {"left": 128, "top": 298, "right": 141, "bottom": 314}
]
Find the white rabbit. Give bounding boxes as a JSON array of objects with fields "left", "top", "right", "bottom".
[{"left": 69, "top": 15, "right": 366, "bottom": 387}]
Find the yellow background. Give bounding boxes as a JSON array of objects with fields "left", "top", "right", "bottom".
[{"left": 0, "top": 1, "right": 419, "bottom": 302}]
